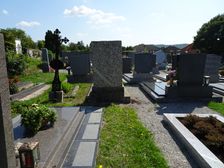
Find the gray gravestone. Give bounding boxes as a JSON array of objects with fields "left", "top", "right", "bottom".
[
  {"left": 61, "top": 52, "right": 90, "bottom": 75},
  {"left": 122, "top": 57, "right": 132, "bottom": 73},
  {"left": 178, "top": 54, "right": 206, "bottom": 86},
  {"left": 90, "top": 41, "right": 124, "bottom": 102},
  {"left": 204, "top": 54, "right": 221, "bottom": 83},
  {"left": 166, "top": 54, "right": 212, "bottom": 98},
  {"left": 0, "top": 34, "right": 16, "bottom": 167},
  {"left": 41, "top": 48, "right": 50, "bottom": 72},
  {"left": 134, "top": 53, "right": 156, "bottom": 73}
]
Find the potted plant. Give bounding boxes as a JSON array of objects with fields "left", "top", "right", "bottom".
[{"left": 21, "top": 104, "right": 57, "bottom": 135}]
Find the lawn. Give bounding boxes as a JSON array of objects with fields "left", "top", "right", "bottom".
[
  {"left": 19, "top": 72, "right": 67, "bottom": 84},
  {"left": 11, "top": 82, "right": 92, "bottom": 115},
  {"left": 96, "top": 105, "right": 168, "bottom": 168},
  {"left": 208, "top": 101, "right": 224, "bottom": 116}
]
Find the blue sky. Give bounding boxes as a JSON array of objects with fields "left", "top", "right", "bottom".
[{"left": 0, "top": 0, "right": 224, "bottom": 46}]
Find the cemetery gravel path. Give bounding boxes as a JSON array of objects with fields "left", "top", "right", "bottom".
[{"left": 125, "top": 86, "right": 219, "bottom": 168}]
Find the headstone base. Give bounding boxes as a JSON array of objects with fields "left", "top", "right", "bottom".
[
  {"left": 89, "top": 86, "right": 127, "bottom": 102},
  {"left": 42, "top": 63, "right": 50, "bottom": 73},
  {"left": 67, "top": 75, "right": 92, "bottom": 83},
  {"left": 166, "top": 85, "right": 213, "bottom": 98},
  {"left": 133, "top": 73, "right": 153, "bottom": 82},
  {"left": 49, "top": 91, "right": 63, "bottom": 102}
]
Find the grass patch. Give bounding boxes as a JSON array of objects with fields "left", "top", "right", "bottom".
[
  {"left": 19, "top": 72, "right": 67, "bottom": 84},
  {"left": 97, "top": 105, "right": 168, "bottom": 168},
  {"left": 11, "top": 83, "right": 92, "bottom": 109},
  {"left": 23, "top": 57, "right": 42, "bottom": 75},
  {"left": 208, "top": 101, "right": 224, "bottom": 116}
]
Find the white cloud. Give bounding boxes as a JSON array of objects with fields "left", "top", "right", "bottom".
[
  {"left": 2, "top": 9, "right": 8, "bottom": 15},
  {"left": 64, "top": 5, "right": 125, "bottom": 25},
  {"left": 17, "top": 21, "right": 41, "bottom": 27}
]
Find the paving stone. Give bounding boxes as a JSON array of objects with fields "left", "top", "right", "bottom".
[
  {"left": 88, "top": 113, "right": 102, "bottom": 124},
  {"left": 82, "top": 124, "right": 100, "bottom": 140},
  {"left": 72, "top": 142, "right": 96, "bottom": 167}
]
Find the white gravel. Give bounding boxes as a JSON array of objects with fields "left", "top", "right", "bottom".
[{"left": 125, "top": 86, "right": 219, "bottom": 168}]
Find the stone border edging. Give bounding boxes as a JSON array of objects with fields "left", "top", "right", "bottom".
[{"left": 163, "top": 113, "right": 224, "bottom": 168}]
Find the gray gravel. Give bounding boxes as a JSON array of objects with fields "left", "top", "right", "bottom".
[{"left": 125, "top": 86, "right": 219, "bottom": 168}]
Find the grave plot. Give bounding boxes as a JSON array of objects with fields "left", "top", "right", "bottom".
[
  {"left": 164, "top": 113, "right": 224, "bottom": 168},
  {"left": 140, "top": 54, "right": 222, "bottom": 102},
  {"left": 123, "top": 53, "right": 156, "bottom": 84}
]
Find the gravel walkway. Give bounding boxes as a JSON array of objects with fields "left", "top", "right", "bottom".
[{"left": 125, "top": 86, "right": 219, "bottom": 168}]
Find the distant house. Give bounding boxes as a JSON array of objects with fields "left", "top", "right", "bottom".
[
  {"left": 163, "top": 46, "right": 180, "bottom": 63},
  {"left": 163, "top": 46, "right": 180, "bottom": 55},
  {"left": 181, "top": 43, "right": 200, "bottom": 54},
  {"left": 154, "top": 50, "right": 167, "bottom": 69},
  {"left": 134, "top": 44, "right": 160, "bottom": 53}
]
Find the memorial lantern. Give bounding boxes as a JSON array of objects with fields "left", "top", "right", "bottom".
[
  {"left": 18, "top": 142, "right": 40, "bottom": 168},
  {"left": 203, "top": 76, "right": 210, "bottom": 86}
]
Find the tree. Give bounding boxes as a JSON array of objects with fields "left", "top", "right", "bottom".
[
  {"left": 37, "top": 40, "right": 45, "bottom": 50},
  {"left": 193, "top": 14, "right": 224, "bottom": 55},
  {"left": 0, "top": 28, "right": 36, "bottom": 51},
  {"left": 44, "top": 30, "right": 55, "bottom": 52}
]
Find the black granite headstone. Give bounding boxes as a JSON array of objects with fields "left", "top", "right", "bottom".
[
  {"left": 122, "top": 57, "right": 132, "bottom": 73},
  {"left": 178, "top": 54, "right": 206, "bottom": 86},
  {"left": 134, "top": 53, "right": 156, "bottom": 73},
  {"left": 62, "top": 52, "right": 90, "bottom": 75}
]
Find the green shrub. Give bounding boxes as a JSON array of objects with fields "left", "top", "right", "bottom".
[
  {"left": 6, "top": 51, "right": 28, "bottom": 77},
  {"left": 9, "top": 82, "right": 18, "bottom": 94},
  {"left": 21, "top": 104, "right": 57, "bottom": 134},
  {"left": 62, "top": 82, "right": 73, "bottom": 93}
]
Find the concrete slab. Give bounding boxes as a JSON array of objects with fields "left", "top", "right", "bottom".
[
  {"left": 88, "top": 113, "right": 102, "bottom": 124},
  {"left": 72, "top": 142, "right": 96, "bottom": 167},
  {"left": 164, "top": 113, "right": 224, "bottom": 168},
  {"left": 82, "top": 124, "right": 100, "bottom": 140}
]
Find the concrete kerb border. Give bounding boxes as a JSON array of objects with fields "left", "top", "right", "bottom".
[{"left": 163, "top": 113, "right": 224, "bottom": 168}]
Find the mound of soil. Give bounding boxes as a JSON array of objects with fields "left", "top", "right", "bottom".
[{"left": 178, "top": 115, "right": 224, "bottom": 163}]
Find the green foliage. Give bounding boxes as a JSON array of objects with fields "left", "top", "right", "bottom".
[
  {"left": 208, "top": 102, "right": 224, "bottom": 116},
  {"left": 193, "top": 14, "right": 224, "bottom": 54},
  {"left": 67, "top": 41, "right": 89, "bottom": 51},
  {"left": 9, "top": 81, "right": 18, "bottom": 94},
  {"left": 20, "top": 72, "right": 67, "bottom": 84},
  {"left": 6, "top": 51, "right": 28, "bottom": 77},
  {"left": 44, "top": 30, "right": 55, "bottom": 53},
  {"left": 0, "top": 28, "right": 36, "bottom": 51},
  {"left": 179, "top": 115, "right": 224, "bottom": 161},
  {"left": 21, "top": 103, "right": 57, "bottom": 134},
  {"left": 37, "top": 40, "right": 45, "bottom": 50},
  {"left": 61, "top": 82, "right": 73, "bottom": 93},
  {"left": 97, "top": 105, "right": 168, "bottom": 168}
]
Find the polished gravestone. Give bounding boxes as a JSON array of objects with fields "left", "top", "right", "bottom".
[
  {"left": 62, "top": 52, "right": 91, "bottom": 82},
  {"left": 122, "top": 57, "right": 132, "bottom": 73},
  {"left": 41, "top": 48, "right": 50, "bottom": 72},
  {"left": 204, "top": 54, "right": 221, "bottom": 83},
  {"left": 0, "top": 34, "right": 16, "bottom": 167},
  {"left": 140, "top": 54, "right": 222, "bottom": 102},
  {"left": 124, "top": 53, "right": 155, "bottom": 83},
  {"left": 89, "top": 41, "right": 128, "bottom": 102}
]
